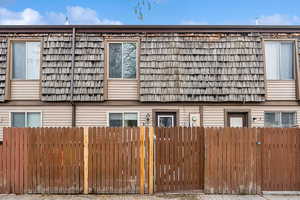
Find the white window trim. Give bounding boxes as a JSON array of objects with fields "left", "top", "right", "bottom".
[
  {"left": 264, "top": 111, "right": 297, "bottom": 127},
  {"left": 157, "top": 115, "right": 174, "bottom": 127},
  {"left": 107, "top": 41, "right": 138, "bottom": 80},
  {"left": 107, "top": 111, "right": 140, "bottom": 127},
  {"left": 11, "top": 41, "right": 41, "bottom": 81},
  {"left": 264, "top": 39, "right": 296, "bottom": 81},
  {"left": 9, "top": 111, "right": 43, "bottom": 127}
]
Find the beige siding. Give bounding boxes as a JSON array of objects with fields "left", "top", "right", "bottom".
[
  {"left": 76, "top": 106, "right": 198, "bottom": 127},
  {"left": 267, "top": 80, "right": 296, "bottom": 100},
  {"left": 107, "top": 80, "right": 138, "bottom": 100},
  {"left": 10, "top": 80, "right": 40, "bottom": 100},
  {"left": 203, "top": 106, "right": 300, "bottom": 128},
  {"left": 0, "top": 106, "right": 72, "bottom": 141}
]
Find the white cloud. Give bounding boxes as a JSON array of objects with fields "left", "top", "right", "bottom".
[
  {"left": 181, "top": 20, "right": 208, "bottom": 25},
  {"left": 256, "top": 14, "right": 300, "bottom": 25},
  {"left": 0, "top": 6, "right": 122, "bottom": 25}
]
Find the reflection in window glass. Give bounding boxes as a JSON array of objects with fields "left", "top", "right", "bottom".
[
  {"left": 12, "top": 112, "right": 26, "bottom": 127},
  {"left": 124, "top": 113, "right": 138, "bottom": 127},
  {"left": 109, "top": 42, "right": 137, "bottom": 79},
  {"left": 264, "top": 112, "right": 296, "bottom": 128},
  {"left": 109, "top": 113, "right": 123, "bottom": 127},
  {"left": 109, "top": 43, "right": 122, "bottom": 78}
]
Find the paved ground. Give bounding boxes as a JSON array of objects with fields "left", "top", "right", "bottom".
[{"left": 0, "top": 194, "right": 300, "bottom": 200}]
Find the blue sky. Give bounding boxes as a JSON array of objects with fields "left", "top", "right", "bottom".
[{"left": 0, "top": 0, "right": 300, "bottom": 25}]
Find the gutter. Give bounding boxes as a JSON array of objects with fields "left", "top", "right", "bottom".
[{"left": 70, "top": 27, "right": 76, "bottom": 127}]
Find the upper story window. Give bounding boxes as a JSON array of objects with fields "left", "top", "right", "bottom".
[
  {"left": 11, "top": 112, "right": 41, "bottom": 127},
  {"left": 12, "top": 41, "right": 41, "bottom": 80},
  {"left": 108, "top": 112, "right": 138, "bottom": 127},
  {"left": 265, "top": 111, "right": 296, "bottom": 128},
  {"left": 265, "top": 41, "right": 294, "bottom": 80},
  {"left": 108, "top": 42, "right": 137, "bottom": 79}
]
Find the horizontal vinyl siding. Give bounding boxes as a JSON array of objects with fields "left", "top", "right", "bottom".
[
  {"left": 203, "top": 106, "right": 300, "bottom": 128},
  {"left": 107, "top": 80, "right": 138, "bottom": 100},
  {"left": 10, "top": 80, "right": 40, "bottom": 100},
  {"left": 267, "top": 80, "right": 296, "bottom": 100},
  {"left": 0, "top": 106, "right": 72, "bottom": 141},
  {"left": 76, "top": 106, "right": 198, "bottom": 127}
]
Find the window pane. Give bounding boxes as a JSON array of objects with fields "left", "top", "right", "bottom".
[
  {"left": 12, "top": 112, "right": 26, "bottom": 127},
  {"left": 12, "top": 42, "right": 26, "bottom": 79},
  {"left": 265, "top": 112, "right": 280, "bottom": 127},
  {"left": 109, "top": 113, "right": 123, "bottom": 127},
  {"left": 265, "top": 42, "right": 280, "bottom": 80},
  {"left": 27, "top": 112, "right": 41, "bottom": 127},
  {"left": 26, "top": 42, "right": 40, "bottom": 79},
  {"left": 124, "top": 113, "right": 138, "bottom": 127},
  {"left": 280, "top": 43, "right": 294, "bottom": 80},
  {"left": 123, "top": 43, "right": 137, "bottom": 78},
  {"left": 109, "top": 43, "right": 122, "bottom": 78},
  {"left": 281, "top": 112, "right": 296, "bottom": 128}
]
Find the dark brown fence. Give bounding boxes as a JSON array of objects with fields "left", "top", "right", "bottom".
[
  {"left": 204, "top": 128, "right": 261, "bottom": 194},
  {"left": 262, "top": 128, "right": 300, "bottom": 191},
  {"left": 1, "top": 127, "right": 300, "bottom": 195},
  {"left": 155, "top": 127, "right": 205, "bottom": 192}
]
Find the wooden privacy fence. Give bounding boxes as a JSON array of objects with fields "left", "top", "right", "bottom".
[
  {"left": 155, "top": 127, "right": 204, "bottom": 192},
  {"left": 1, "top": 127, "right": 300, "bottom": 195}
]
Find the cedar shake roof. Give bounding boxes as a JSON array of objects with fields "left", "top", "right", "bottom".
[{"left": 0, "top": 25, "right": 299, "bottom": 102}]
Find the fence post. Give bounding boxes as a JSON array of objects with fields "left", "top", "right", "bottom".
[
  {"left": 148, "top": 127, "right": 154, "bottom": 194},
  {"left": 139, "top": 126, "right": 145, "bottom": 194},
  {"left": 83, "top": 127, "right": 89, "bottom": 194}
]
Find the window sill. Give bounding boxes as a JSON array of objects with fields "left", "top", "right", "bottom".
[
  {"left": 108, "top": 78, "right": 138, "bottom": 81},
  {"left": 11, "top": 79, "right": 40, "bottom": 81}
]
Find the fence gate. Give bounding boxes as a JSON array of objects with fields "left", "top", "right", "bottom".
[
  {"left": 262, "top": 128, "right": 300, "bottom": 191},
  {"left": 155, "top": 127, "right": 205, "bottom": 192},
  {"left": 204, "top": 128, "right": 262, "bottom": 194},
  {"left": 88, "top": 127, "right": 146, "bottom": 194}
]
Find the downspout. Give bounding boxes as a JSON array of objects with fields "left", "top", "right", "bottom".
[{"left": 70, "top": 27, "right": 76, "bottom": 127}]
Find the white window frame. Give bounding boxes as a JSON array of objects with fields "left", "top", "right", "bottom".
[
  {"left": 107, "top": 41, "right": 138, "bottom": 80},
  {"left": 264, "top": 111, "right": 297, "bottom": 128},
  {"left": 11, "top": 40, "right": 41, "bottom": 80},
  {"left": 264, "top": 39, "right": 297, "bottom": 81},
  {"left": 9, "top": 111, "right": 43, "bottom": 127},
  {"left": 107, "top": 111, "right": 140, "bottom": 127},
  {"left": 157, "top": 115, "right": 174, "bottom": 127}
]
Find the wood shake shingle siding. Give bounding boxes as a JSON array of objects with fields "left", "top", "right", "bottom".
[
  {"left": 0, "top": 27, "right": 300, "bottom": 102},
  {"left": 0, "top": 37, "right": 7, "bottom": 102},
  {"left": 139, "top": 33, "right": 265, "bottom": 102}
]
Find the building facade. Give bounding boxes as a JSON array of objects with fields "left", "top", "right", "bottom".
[{"left": 0, "top": 25, "right": 300, "bottom": 140}]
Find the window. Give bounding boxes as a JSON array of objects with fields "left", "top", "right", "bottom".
[
  {"left": 108, "top": 112, "right": 138, "bottom": 127},
  {"left": 264, "top": 112, "right": 296, "bottom": 128},
  {"left": 108, "top": 42, "right": 137, "bottom": 79},
  {"left": 265, "top": 41, "right": 294, "bottom": 80},
  {"left": 11, "top": 112, "right": 41, "bottom": 127},
  {"left": 12, "top": 41, "right": 40, "bottom": 80}
]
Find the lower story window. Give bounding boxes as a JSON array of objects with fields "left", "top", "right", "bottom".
[
  {"left": 108, "top": 112, "right": 138, "bottom": 127},
  {"left": 11, "top": 112, "right": 41, "bottom": 127},
  {"left": 264, "top": 112, "right": 296, "bottom": 128}
]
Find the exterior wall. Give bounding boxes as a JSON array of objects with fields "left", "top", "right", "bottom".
[
  {"left": 76, "top": 105, "right": 199, "bottom": 127},
  {"left": 107, "top": 80, "right": 138, "bottom": 100},
  {"left": 10, "top": 80, "right": 40, "bottom": 100},
  {"left": 203, "top": 105, "right": 300, "bottom": 127},
  {"left": 0, "top": 106, "right": 72, "bottom": 141},
  {"left": 266, "top": 80, "right": 296, "bottom": 100}
]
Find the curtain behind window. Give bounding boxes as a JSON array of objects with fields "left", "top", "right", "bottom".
[
  {"left": 27, "top": 112, "right": 41, "bottom": 127},
  {"left": 280, "top": 43, "right": 294, "bottom": 80},
  {"left": 12, "top": 42, "right": 26, "bottom": 79},
  {"left": 26, "top": 42, "right": 40, "bottom": 79},
  {"left": 265, "top": 42, "right": 294, "bottom": 80}
]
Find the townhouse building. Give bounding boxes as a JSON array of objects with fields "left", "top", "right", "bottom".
[{"left": 0, "top": 25, "right": 299, "bottom": 140}]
